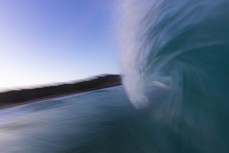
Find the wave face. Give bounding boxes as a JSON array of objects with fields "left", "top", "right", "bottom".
[{"left": 119, "top": 0, "right": 229, "bottom": 152}]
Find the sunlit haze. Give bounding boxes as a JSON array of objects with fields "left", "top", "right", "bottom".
[{"left": 0, "top": 0, "right": 119, "bottom": 91}]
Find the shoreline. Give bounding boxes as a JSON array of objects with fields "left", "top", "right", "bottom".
[
  {"left": 0, "top": 85, "right": 122, "bottom": 110},
  {"left": 0, "top": 74, "right": 121, "bottom": 109}
]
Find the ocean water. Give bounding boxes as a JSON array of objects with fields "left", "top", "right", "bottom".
[
  {"left": 0, "top": 86, "right": 140, "bottom": 153},
  {"left": 118, "top": 0, "right": 229, "bottom": 152},
  {"left": 1, "top": 0, "right": 229, "bottom": 152}
]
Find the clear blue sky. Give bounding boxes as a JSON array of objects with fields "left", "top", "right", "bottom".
[{"left": 0, "top": 0, "right": 119, "bottom": 91}]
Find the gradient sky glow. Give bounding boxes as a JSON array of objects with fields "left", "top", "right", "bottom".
[{"left": 0, "top": 0, "right": 119, "bottom": 91}]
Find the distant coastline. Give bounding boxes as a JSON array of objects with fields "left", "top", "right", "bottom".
[{"left": 0, "top": 74, "right": 121, "bottom": 108}]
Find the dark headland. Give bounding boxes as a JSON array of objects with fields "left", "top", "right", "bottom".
[{"left": 0, "top": 74, "right": 121, "bottom": 108}]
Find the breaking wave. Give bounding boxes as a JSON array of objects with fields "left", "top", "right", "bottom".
[{"left": 119, "top": 0, "right": 229, "bottom": 152}]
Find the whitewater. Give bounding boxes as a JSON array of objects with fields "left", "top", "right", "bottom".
[{"left": 1, "top": 0, "right": 229, "bottom": 152}]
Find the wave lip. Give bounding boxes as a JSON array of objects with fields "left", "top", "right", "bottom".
[{"left": 118, "top": 0, "right": 229, "bottom": 152}]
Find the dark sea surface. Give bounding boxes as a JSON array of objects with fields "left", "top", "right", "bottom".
[
  {"left": 0, "top": 86, "right": 139, "bottom": 153},
  {"left": 0, "top": 84, "right": 228, "bottom": 153}
]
